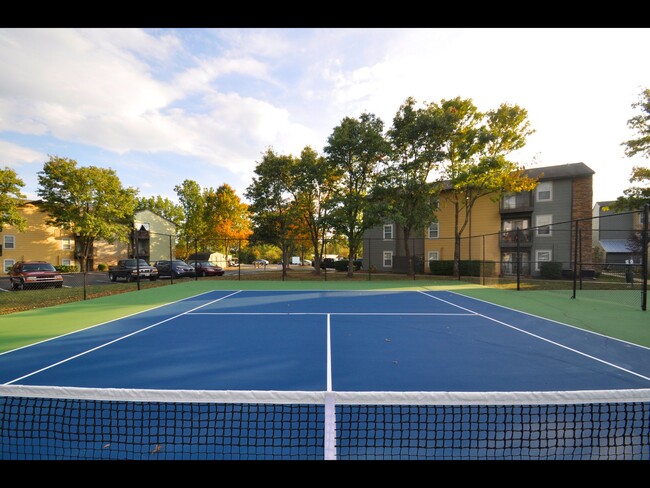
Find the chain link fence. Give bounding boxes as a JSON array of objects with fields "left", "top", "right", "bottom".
[{"left": 1, "top": 209, "right": 647, "bottom": 314}]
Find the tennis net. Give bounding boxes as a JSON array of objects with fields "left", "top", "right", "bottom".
[{"left": 1, "top": 385, "right": 649, "bottom": 460}]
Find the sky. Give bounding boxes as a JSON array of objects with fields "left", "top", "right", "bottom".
[{"left": 1, "top": 27, "right": 649, "bottom": 207}]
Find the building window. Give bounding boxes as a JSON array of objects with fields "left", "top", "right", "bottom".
[
  {"left": 428, "top": 251, "right": 439, "bottom": 261},
  {"left": 383, "top": 224, "right": 393, "bottom": 240},
  {"left": 536, "top": 181, "right": 552, "bottom": 202},
  {"left": 536, "top": 215, "right": 552, "bottom": 236},
  {"left": 501, "top": 219, "right": 530, "bottom": 243},
  {"left": 3, "top": 235, "right": 15, "bottom": 249},
  {"left": 428, "top": 222, "right": 439, "bottom": 239},
  {"left": 3, "top": 259, "right": 14, "bottom": 273},
  {"left": 62, "top": 238, "right": 72, "bottom": 250},
  {"left": 383, "top": 251, "right": 393, "bottom": 268},
  {"left": 501, "top": 251, "right": 530, "bottom": 276},
  {"left": 62, "top": 259, "right": 72, "bottom": 266},
  {"left": 535, "top": 250, "right": 552, "bottom": 271}
]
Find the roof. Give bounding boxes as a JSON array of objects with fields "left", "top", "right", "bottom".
[
  {"left": 599, "top": 239, "right": 635, "bottom": 254},
  {"left": 523, "top": 162, "right": 595, "bottom": 180}
]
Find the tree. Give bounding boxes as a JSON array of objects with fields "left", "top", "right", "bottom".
[
  {"left": 325, "top": 113, "right": 389, "bottom": 277},
  {"left": 435, "top": 97, "right": 538, "bottom": 277},
  {"left": 374, "top": 97, "right": 447, "bottom": 276},
  {"left": 0, "top": 166, "right": 27, "bottom": 231},
  {"left": 245, "top": 148, "right": 295, "bottom": 277},
  {"left": 174, "top": 179, "right": 208, "bottom": 250},
  {"left": 613, "top": 88, "right": 650, "bottom": 211},
  {"left": 36, "top": 156, "right": 138, "bottom": 272},
  {"left": 211, "top": 183, "right": 253, "bottom": 257},
  {"left": 135, "top": 195, "right": 184, "bottom": 227},
  {"left": 286, "top": 146, "right": 338, "bottom": 273}
]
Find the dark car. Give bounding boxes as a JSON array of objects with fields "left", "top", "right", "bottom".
[
  {"left": 9, "top": 261, "right": 64, "bottom": 290},
  {"left": 189, "top": 260, "right": 224, "bottom": 277},
  {"left": 153, "top": 260, "right": 196, "bottom": 278}
]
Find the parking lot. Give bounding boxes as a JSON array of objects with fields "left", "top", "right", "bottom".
[{"left": 0, "top": 272, "right": 115, "bottom": 292}]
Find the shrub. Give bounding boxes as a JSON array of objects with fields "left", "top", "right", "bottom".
[
  {"left": 332, "top": 259, "right": 363, "bottom": 271},
  {"left": 97, "top": 263, "right": 107, "bottom": 271},
  {"left": 540, "top": 261, "right": 563, "bottom": 279},
  {"left": 55, "top": 265, "right": 78, "bottom": 273}
]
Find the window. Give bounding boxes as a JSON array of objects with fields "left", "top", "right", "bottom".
[
  {"left": 535, "top": 250, "right": 552, "bottom": 271},
  {"left": 428, "top": 222, "right": 439, "bottom": 239},
  {"left": 383, "top": 224, "right": 393, "bottom": 240},
  {"left": 62, "top": 238, "right": 72, "bottom": 250},
  {"left": 536, "top": 181, "right": 552, "bottom": 202},
  {"left": 3, "top": 259, "right": 14, "bottom": 273},
  {"left": 62, "top": 259, "right": 71, "bottom": 266},
  {"left": 501, "top": 219, "right": 530, "bottom": 243},
  {"left": 3, "top": 235, "right": 15, "bottom": 249},
  {"left": 428, "top": 251, "right": 439, "bottom": 261},
  {"left": 536, "top": 215, "right": 552, "bottom": 236},
  {"left": 383, "top": 251, "right": 393, "bottom": 268}
]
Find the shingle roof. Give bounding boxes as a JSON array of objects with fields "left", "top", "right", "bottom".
[
  {"left": 599, "top": 239, "right": 635, "bottom": 253},
  {"left": 524, "top": 162, "right": 594, "bottom": 180}
]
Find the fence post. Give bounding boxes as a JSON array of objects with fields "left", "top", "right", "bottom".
[
  {"left": 482, "top": 235, "right": 486, "bottom": 286},
  {"left": 643, "top": 204, "right": 648, "bottom": 311},
  {"left": 516, "top": 228, "right": 520, "bottom": 291},
  {"left": 169, "top": 235, "right": 174, "bottom": 285},
  {"left": 368, "top": 238, "right": 371, "bottom": 281},
  {"left": 572, "top": 220, "right": 578, "bottom": 299}
]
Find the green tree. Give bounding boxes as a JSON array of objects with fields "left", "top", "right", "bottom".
[
  {"left": 135, "top": 195, "right": 184, "bottom": 226},
  {"left": 286, "top": 146, "right": 338, "bottom": 273},
  {"left": 436, "top": 97, "right": 537, "bottom": 277},
  {"left": 613, "top": 89, "right": 650, "bottom": 211},
  {"left": 36, "top": 156, "right": 138, "bottom": 272},
  {"left": 325, "top": 113, "right": 389, "bottom": 277},
  {"left": 0, "top": 166, "right": 27, "bottom": 231},
  {"left": 174, "top": 179, "right": 207, "bottom": 250},
  {"left": 374, "top": 97, "right": 447, "bottom": 276},
  {"left": 245, "top": 148, "right": 295, "bottom": 277}
]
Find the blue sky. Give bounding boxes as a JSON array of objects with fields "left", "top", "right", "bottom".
[{"left": 1, "top": 27, "right": 649, "bottom": 205}]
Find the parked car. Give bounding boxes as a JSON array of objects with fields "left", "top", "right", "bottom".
[
  {"left": 319, "top": 258, "right": 338, "bottom": 269},
  {"left": 153, "top": 260, "right": 196, "bottom": 278},
  {"left": 108, "top": 259, "right": 159, "bottom": 282},
  {"left": 252, "top": 259, "right": 269, "bottom": 268},
  {"left": 9, "top": 261, "right": 64, "bottom": 290},
  {"left": 189, "top": 261, "right": 224, "bottom": 277}
]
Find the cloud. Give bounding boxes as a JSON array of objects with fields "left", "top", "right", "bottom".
[{"left": 0, "top": 140, "right": 45, "bottom": 166}]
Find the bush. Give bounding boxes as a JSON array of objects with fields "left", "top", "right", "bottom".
[
  {"left": 55, "top": 265, "right": 78, "bottom": 273},
  {"left": 429, "top": 260, "right": 496, "bottom": 277},
  {"left": 332, "top": 259, "right": 363, "bottom": 272},
  {"left": 97, "top": 263, "right": 107, "bottom": 271},
  {"left": 540, "top": 261, "right": 563, "bottom": 279},
  {"left": 429, "top": 260, "right": 454, "bottom": 276}
]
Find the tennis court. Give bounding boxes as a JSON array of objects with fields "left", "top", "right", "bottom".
[{"left": 1, "top": 289, "right": 649, "bottom": 460}]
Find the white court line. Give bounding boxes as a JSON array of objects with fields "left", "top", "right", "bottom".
[
  {"left": 0, "top": 288, "right": 227, "bottom": 357},
  {"left": 187, "top": 312, "right": 476, "bottom": 316},
  {"left": 447, "top": 290, "right": 650, "bottom": 352},
  {"left": 4, "top": 290, "right": 243, "bottom": 385},
  {"left": 418, "top": 291, "right": 650, "bottom": 383}
]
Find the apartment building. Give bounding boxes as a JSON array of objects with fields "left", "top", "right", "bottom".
[
  {"left": 592, "top": 201, "right": 645, "bottom": 265},
  {"left": 364, "top": 162, "right": 595, "bottom": 277},
  {"left": 1, "top": 204, "right": 177, "bottom": 273},
  {"left": 1, "top": 200, "right": 76, "bottom": 274}
]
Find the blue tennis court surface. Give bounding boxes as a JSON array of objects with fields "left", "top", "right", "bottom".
[
  {"left": 2, "top": 289, "right": 650, "bottom": 391},
  {"left": 2, "top": 289, "right": 650, "bottom": 460}
]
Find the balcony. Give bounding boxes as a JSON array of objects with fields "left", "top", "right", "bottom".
[
  {"left": 500, "top": 192, "right": 533, "bottom": 214},
  {"left": 500, "top": 229, "right": 533, "bottom": 248}
]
